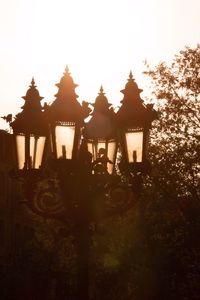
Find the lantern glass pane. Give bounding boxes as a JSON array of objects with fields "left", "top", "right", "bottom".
[
  {"left": 55, "top": 124, "right": 75, "bottom": 159},
  {"left": 87, "top": 140, "right": 107, "bottom": 161},
  {"left": 30, "top": 136, "right": 46, "bottom": 169},
  {"left": 87, "top": 139, "right": 116, "bottom": 174},
  {"left": 107, "top": 140, "right": 117, "bottom": 174},
  {"left": 125, "top": 131, "right": 143, "bottom": 163},
  {"left": 97, "top": 141, "right": 106, "bottom": 159},
  {"left": 87, "top": 142, "right": 95, "bottom": 160},
  {"left": 16, "top": 134, "right": 25, "bottom": 169}
]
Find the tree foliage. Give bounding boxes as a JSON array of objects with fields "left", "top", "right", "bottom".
[
  {"left": 139, "top": 44, "right": 200, "bottom": 300},
  {"left": 144, "top": 45, "right": 200, "bottom": 200}
]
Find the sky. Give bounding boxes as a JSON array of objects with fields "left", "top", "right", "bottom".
[{"left": 0, "top": 0, "right": 200, "bottom": 130}]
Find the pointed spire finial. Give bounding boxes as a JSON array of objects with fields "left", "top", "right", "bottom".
[
  {"left": 64, "top": 65, "right": 70, "bottom": 75},
  {"left": 99, "top": 85, "right": 105, "bottom": 95},
  {"left": 30, "top": 77, "right": 36, "bottom": 87},
  {"left": 129, "top": 71, "right": 134, "bottom": 81}
]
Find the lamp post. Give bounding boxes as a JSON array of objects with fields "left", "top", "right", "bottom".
[{"left": 10, "top": 68, "right": 156, "bottom": 300}]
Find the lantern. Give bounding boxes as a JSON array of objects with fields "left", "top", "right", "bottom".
[
  {"left": 48, "top": 67, "right": 89, "bottom": 161},
  {"left": 117, "top": 72, "right": 157, "bottom": 170},
  {"left": 85, "top": 86, "right": 117, "bottom": 174},
  {"left": 11, "top": 79, "right": 47, "bottom": 170}
]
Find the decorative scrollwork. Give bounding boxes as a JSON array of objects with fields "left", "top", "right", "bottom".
[
  {"left": 29, "top": 178, "right": 66, "bottom": 218},
  {"left": 18, "top": 169, "right": 138, "bottom": 222},
  {"left": 104, "top": 183, "right": 135, "bottom": 217}
]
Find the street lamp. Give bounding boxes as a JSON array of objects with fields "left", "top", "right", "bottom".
[
  {"left": 10, "top": 68, "right": 156, "bottom": 300},
  {"left": 11, "top": 78, "right": 47, "bottom": 170}
]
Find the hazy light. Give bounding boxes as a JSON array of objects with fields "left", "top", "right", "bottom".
[{"left": 1, "top": 0, "right": 200, "bottom": 130}]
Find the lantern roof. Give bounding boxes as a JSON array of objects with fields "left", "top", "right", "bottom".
[
  {"left": 117, "top": 72, "right": 157, "bottom": 128},
  {"left": 120, "top": 71, "right": 143, "bottom": 96},
  {"left": 55, "top": 65, "right": 78, "bottom": 92},
  {"left": 21, "top": 78, "right": 43, "bottom": 109},
  {"left": 85, "top": 87, "right": 116, "bottom": 139},
  {"left": 48, "top": 66, "right": 90, "bottom": 123},
  {"left": 11, "top": 79, "right": 47, "bottom": 135},
  {"left": 92, "top": 86, "right": 112, "bottom": 114}
]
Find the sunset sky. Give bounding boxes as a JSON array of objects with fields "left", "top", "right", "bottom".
[{"left": 0, "top": 0, "right": 200, "bottom": 129}]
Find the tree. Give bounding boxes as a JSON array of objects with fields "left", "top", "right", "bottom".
[
  {"left": 139, "top": 44, "right": 200, "bottom": 300},
  {"left": 144, "top": 45, "right": 200, "bottom": 200}
]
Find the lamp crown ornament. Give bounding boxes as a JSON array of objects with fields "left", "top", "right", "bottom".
[
  {"left": 11, "top": 78, "right": 47, "bottom": 135},
  {"left": 21, "top": 77, "right": 44, "bottom": 110},
  {"left": 120, "top": 71, "right": 143, "bottom": 104},
  {"left": 92, "top": 85, "right": 112, "bottom": 115},
  {"left": 55, "top": 65, "right": 78, "bottom": 90},
  {"left": 117, "top": 71, "right": 157, "bottom": 128},
  {"left": 86, "top": 86, "right": 115, "bottom": 139},
  {"left": 48, "top": 66, "right": 90, "bottom": 123}
]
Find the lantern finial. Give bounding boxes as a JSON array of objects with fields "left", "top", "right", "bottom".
[
  {"left": 129, "top": 71, "right": 133, "bottom": 80},
  {"left": 99, "top": 85, "right": 104, "bottom": 94},
  {"left": 31, "top": 77, "right": 36, "bottom": 87},
  {"left": 64, "top": 65, "right": 70, "bottom": 75}
]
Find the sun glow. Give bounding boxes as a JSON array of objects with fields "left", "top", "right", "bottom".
[
  {"left": 27, "top": 1, "right": 159, "bottom": 128},
  {"left": 0, "top": 0, "right": 200, "bottom": 130},
  {"left": 23, "top": 0, "right": 160, "bottom": 103}
]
